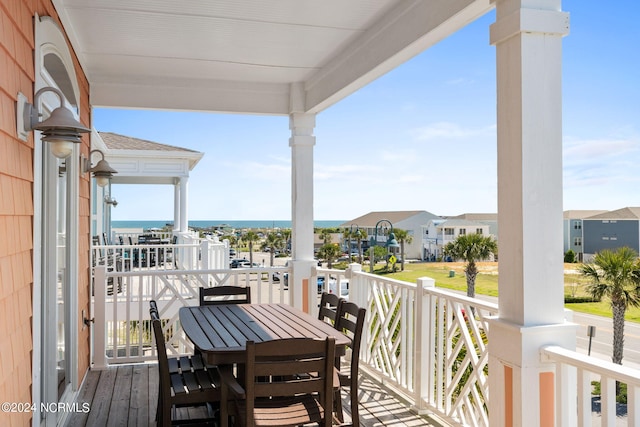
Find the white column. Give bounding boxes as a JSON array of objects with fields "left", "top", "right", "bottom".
[
  {"left": 179, "top": 177, "right": 188, "bottom": 232},
  {"left": 488, "top": 1, "right": 576, "bottom": 426},
  {"left": 289, "top": 112, "right": 316, "bottom": 310},
  {"left": 173, "top": 178, "right": 181, "bottom": 232}
]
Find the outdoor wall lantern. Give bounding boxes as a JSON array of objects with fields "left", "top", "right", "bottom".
[
  {"left": 104, "top": 195, "right": 118, "bottom": 207},
  {"left": 83, "top": 149, "right": 118, "bottom": 187},
  {"left": 369, "top": 219, "right": 400, "bottom": 273},
  {"left": 17, "top": 87, "right": 90, "bottom": 158}
]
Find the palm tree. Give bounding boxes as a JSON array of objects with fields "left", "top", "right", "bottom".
[
  {"left": 579, "top": 247, "right": 640, "bottom": 365},
  {"left": 319, "top": 229, "right": 333, "bottom": 245},
  {"left": 243, "top": 230, "right": 260, "bottom": 266},
  {"left": 393, "top": 229, "right": 413, "bottom": 271},
  {"left": 264, "top": 232, "right": 283, "bottom": 266},
  {"left": 342, "top": 228, "right": 353, "bottom": 258},
  {"left": 281, "top": 228, "right": 292, "bottom": 254},
  {"left": 354, "top": 228, "right": 367, "bottom": 264},
  {"left": 444, "top": 233, "right": 497, "bottom": 298},
  {"left": 317, "top": 243, "right": 341, "bottom": 269}
]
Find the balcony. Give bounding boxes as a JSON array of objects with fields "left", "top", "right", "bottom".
[{"left": 86, "top": 242, "right": 640, "bottom": 426}]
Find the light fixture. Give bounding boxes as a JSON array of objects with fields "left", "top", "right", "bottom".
[
  {"left": 104, "top": 195, "right": 118, "bottom": 207},
  {"left": 369, "top": 219, "right": 400, "bottom": 273},
  {"left": 83, "top": 149, "right": 118, "bottom": 187},
  {"left": 18, "top": 87, "right": 90, "bottom": 158}
]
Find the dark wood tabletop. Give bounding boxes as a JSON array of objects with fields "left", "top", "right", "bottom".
[{"left": 179, "top": 303, "right": 351, "bottom": 365}]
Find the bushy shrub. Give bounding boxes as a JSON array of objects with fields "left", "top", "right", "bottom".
[
  {"left": 564, "top": 296, "right": 601, "bottom": 303},
  {"left": 564, "top": 249, "right": 576, "bottom": 263}
]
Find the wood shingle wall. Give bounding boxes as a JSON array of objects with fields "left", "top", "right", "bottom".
[{"left": 0, "top": 1, "right": 92, "bottom": 425}]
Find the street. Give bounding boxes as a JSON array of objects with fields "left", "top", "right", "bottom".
[{"left": 573, "top": 311, "right": 640, "bottom": 369}]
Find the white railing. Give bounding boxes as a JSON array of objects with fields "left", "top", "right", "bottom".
[
  {"left": 92, "top": 265, "right": 289, "bottom": 367},
  {"left": 92, "top": 259, "right": 640, "bottom": 426},
  {"left": 310, "top": 266, "right": 351, "bottom": 318},
  {"left": 347, "top": 267, "right": 497, "bottom": 427},
  {"left": 541, "top": 345, "right": 640, "bottom": 426},
  {"left": 92, "top": 238, "right": 228, "bottom": 273}
]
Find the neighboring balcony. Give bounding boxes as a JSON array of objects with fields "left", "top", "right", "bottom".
[{"left": 87, "top": 241, "right": 640, "bottom": 426}]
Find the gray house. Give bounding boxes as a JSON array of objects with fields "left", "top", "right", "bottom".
[
  {"left": 582, "top": 207, "right": 640, "bottom": 260},
  {"left": 562, "top": 210, "right": 607, "bottom": 261}
]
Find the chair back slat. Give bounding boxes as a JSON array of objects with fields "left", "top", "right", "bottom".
[
  {"left": 199, "top": 286, "right": 251, "bottom": 305},
  {"left": 318, "top": 292, "right": 342, "bottom": 325}
]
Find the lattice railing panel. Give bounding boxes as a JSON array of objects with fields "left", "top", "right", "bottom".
[
  {"left": 356, "top": 274, "right": 417, "bottom": 393},
  {"left": 431, "top": 291, "right": 497, "bottom": 427}
]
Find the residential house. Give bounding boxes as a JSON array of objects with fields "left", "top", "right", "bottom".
[
  {"left": 450, "top": 212, "right": 498, "bottom": 237},
  {"left": 582, "top": 207, "right": 640, "bottom": 260},
  {"left": 422, "top": 218, "right": 493, "bottom": 261},
  {"left": 562, "top": 209, "right": 607, "bottom": 261},
  {"left": 342, "top": 210, "right": 440, "bottom": 260}
]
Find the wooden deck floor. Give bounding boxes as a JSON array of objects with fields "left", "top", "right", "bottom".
[{"left": 66, "top": 364, "right": 440, "bottom": 426}]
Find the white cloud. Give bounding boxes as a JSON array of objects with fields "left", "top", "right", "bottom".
[
  {"left": 562, "top": 133, "right": 640, "bottom": 210},
  {"left": 410, "top": 122, "right": 496, "bottom": 142}
]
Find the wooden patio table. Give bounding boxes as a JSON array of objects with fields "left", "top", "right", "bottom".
[{"left": 179, "top": 303, "right": 350, "bottom": 366}]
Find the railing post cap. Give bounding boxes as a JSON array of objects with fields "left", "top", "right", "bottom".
[{"left": 417, "top": 277, "right": 436, "bottom": 288}]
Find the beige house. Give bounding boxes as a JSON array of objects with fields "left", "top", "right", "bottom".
[{"left": 342, "top": 210, "right": 440, "bottom": 259}]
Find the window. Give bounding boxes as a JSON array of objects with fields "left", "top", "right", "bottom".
[
  {"left": 573, "top": 237, "right": 582, "bottom": 246},
  {"left": 476, "top": 228, "right": 483, "bottom": 234},
  {"left": 444, "top": 228, "right": 454, "bottom": 236},
  {"left": 574, "top": 221, "right": 582, "bottom": 230},
  {"left": 459, "top": 228, "right": 466, "bottom": 235}
]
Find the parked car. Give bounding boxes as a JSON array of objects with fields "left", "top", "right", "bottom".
[{"left": 230, "top": 258, "right": 253, "bottom": 268}]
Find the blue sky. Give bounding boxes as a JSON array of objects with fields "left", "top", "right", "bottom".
[{"left": 94, "top": 1, "right": 639, "bottom": 221}]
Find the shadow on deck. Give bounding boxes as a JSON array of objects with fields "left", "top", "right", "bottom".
[{"left": 66, "top": 364, "right": 442, "bottom": 426}]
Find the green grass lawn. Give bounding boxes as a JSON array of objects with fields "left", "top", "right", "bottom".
[{"left": 384, "top": 261, "right": 640, "bottom": 323}]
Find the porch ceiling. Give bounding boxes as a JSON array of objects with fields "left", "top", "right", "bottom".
[{"left": 53, "top": 0, "right": 492, "bottom": 115}]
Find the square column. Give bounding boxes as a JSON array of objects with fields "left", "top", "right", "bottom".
[
  {"left": 173, "top": 178, "right": 181, "bottom": 232},
  {"left": 289, "top": 112, "right": 316, "bottom": 310},
  {"left": 489, "top": 0, "right": 575, "bottom": 425},
  {"left": 179, "top": 176, "right": 188, "bottom": 232}
]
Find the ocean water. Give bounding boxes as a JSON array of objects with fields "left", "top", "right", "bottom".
[{"left": 112, "top": 220, "right": 346, "bottom": 230}]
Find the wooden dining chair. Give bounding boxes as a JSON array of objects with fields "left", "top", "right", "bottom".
[
  {"left": 221, "top": 337, "right": 335, "bottom": 427},
  {"left": 318, "top": 292, "right": 343, "bottom": 325},
  {"left": 150, "top": 301, "right": 221, "bottom": 426},
  {"left": 199, "top": 286, "right": 251, "bottom": 306},
  {"left": 333, "top": 301, "right": 366, "bottom": 427}
]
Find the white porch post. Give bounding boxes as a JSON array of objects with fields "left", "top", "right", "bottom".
[
  {"left": 289, "top": 112, "right": 316, "bottom": 310},
  {"left": 489, "top": 1, "right": 575, "bottom": 426},
  {"left": 173, "top": 178, "right": 181, "bottom": 232},
  {"left": 179, "top": 176, "right": 188, "bottom": 232}
]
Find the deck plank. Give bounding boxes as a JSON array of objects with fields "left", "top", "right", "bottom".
[
  {"left": 85, "top": 367, "right": 117, "bottom": 426},
  {"left": 67, "top": 363, "right": 437, "bottom": 426},
  {"left": 67, "top": 369, "right": 100, "bottom": 427},
  {"left": 128, "top": 364, "right": 151, "bottom": 426},
  {"left": 108, "top": 365, "right": 133, "bottom": 426}
]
